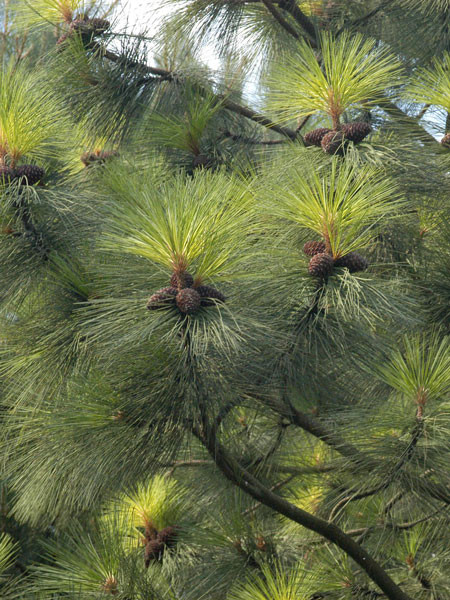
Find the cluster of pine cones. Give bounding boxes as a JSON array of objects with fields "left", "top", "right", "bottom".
[
  {"left": 304, "top": 122, "right": 372, "bottom": 155},
  {"left": 144, "top": 525, "right": 178, "bottom": 567},
  {"left": 147, "top": 271, "right": 226, "bottom": 315},
  {"left": 0, "top": 164, "right": 45, "bottom": 187},
  {"left": 57, "top": 16, "right": 110, "bottom": 47},
  {"left": 304, "top": 240, "right": 368, "bottom": 278}
]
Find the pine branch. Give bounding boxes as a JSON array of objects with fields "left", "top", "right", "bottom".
[
  {"left": 260, "top": 0, "right": 300, "bottom": 40},
  {"left": 278, "top": 0, "right": 318, "bottom": 46},
  {"left": 101, "top": 48, "right": 299, "bottom": 140},
  {"left": 345, "top": 505, "right": 448, "bottom": 538},
  {"left": 241, "top": 474, "right": 296, "bottom": 516},
  {"left": 192, "top": 423, "right": 414, "bottom": 600}
]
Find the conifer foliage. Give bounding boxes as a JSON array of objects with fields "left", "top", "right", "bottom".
[{"left": 0, "top": 1, "right": 449, "bottom": 600}]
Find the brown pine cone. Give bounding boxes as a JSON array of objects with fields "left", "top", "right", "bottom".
[
  {"left": 176, "top": 288, "right": 201, "bottom": 314},
  {"left": 146, "top": 287, "right": 177, "bottom": 310},
  {"left": 157, "top": 526, "right": 178, "bottom": 547},
  {"left": 341, "top": 122, "right": 372, "bottom": 144},
  {"left": 170, "top": 271, "right": 194, "bottom": 289},
  {"left": 304, "top": 128, "right": 332, "bottom": 147},
  {"left": 321, "top": 131, "right": 346, "bottom": 155},
  {"left": 0, "top": 166, "right": 16, "bottom": 184},
  {"left": 15, "top": 165, "right": 45, "bottom": 186},
  {"left": 71, "top": 17, "right": 110, "bottom": 35},
  {"left": 308, "top": 253, "right": 334, "bottom": 277},
  {"left": 335, "top": 252, "right": 368, "bottom": 273},
  {"left": 192, "top": 154, "right": 213, "bottom": 169},
  {"left": 195, "top": 285, "right": 226, "bottom": 306},
  {"left": 441, "top": 133, "right": 450, "bottom": 148},
  {"left": 144, "top": 539, "right": 164, "bottom": 567},
  {"left": 81, "top": 150, "right": 118, "bottom": 166},
  {"left": 303, "top": 240, "right": 326, "bottom": 256}
]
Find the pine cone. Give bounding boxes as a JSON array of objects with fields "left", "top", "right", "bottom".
[
  {"left": 146, "top": 287, "right": 177, "bottom": 310},
  {"left": 15, "top": 165, "right": 45, "bottom": 186},
  {"left": 89, "top": 18, "right": 111, "bottom": 33},
  {"left": 335, "top": 252, "right": 368, "bottom": 273},
  {"left": 308, "top": 253, "right": 334, "bottom": 277},
  {"left": 303, "top": 240, "right": 326, "bottom": 256},
  {"left": 195, "top": 285, "right": 226, "bottom": 306},
  {"left": 71, "top": 17, "right": 110, "bottom": 35},
  {"left": 0, "top": 166, "right": 16, "bottom": 184},
  {"left": 176, "top": 288, "right": 201, "bottom": 314},
  {"left": 304, "top": 128, "right": 332, "bottom": 147},
  {"left": 321, "top": 131, "right": 346, "bottom": 155},
  {"left": 81, "top": 150, "right": 117, "bottom": 166},
  {"left": 170, "top": 271, "right": 194, "bottom": 289},
  {"left": 342, "top": 122, "right": 372, "bottom": 144},
  {"left": 144, "top": 539, "right": 164, "bottom": 566},
  {"left": 192, "top": 154, "right": 212, "bottom": 169},
  {"left": 441, "top": 133, "right": 450, "bottom": 148},
  {"left": 157, "top": 526, "right": 178, "bottom": 547}
]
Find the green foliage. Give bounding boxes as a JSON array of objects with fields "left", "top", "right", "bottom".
[
  {"left": 260, "top": 153, "right": 403, "bottom": 257},
  {"left": 376, "top": 331, "right": 450, "bottom": 402},
  {"left": 14, "top": 0, "right": 113, "bottom": 28},
  {"left": 266, "top": 31, "right": 403, "bottom": 125},
  {"left": 0, "top": 1, "right": 448, "bottom": 600},
  {"left": 407, "top": 51, "right": 450, "bottom": 114},
  {"left": 104, "top": 167, "right": 255, "bottom": 280},
  {"left": 0, "top": 534, "right": 17, "bottom": 581},
  {"left": 0, "top": 60, "right": 69, "bottom": 165},
  {"left": 228, "top": 562, "right": 314, "bottom": 600}
]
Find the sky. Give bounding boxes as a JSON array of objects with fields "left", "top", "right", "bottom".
[{"left": 115, "top": 0, "right": 444, "bottom": 138}]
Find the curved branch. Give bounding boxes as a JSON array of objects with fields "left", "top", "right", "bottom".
[
  {"left": 193, "top": 425, "right": 413, "bottom": 600},
  {"left": 101, "top": 49, "right": 299, "bottom": 140}
]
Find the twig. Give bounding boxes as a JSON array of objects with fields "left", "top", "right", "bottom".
[
  {"left": 328, "top": 414, "right": 425, "bottom": 523},
  {"left": 337, "top": 1, "right": 390, "bottom": 35}
]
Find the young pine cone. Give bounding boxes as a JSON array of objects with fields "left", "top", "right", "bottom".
[
  {"left": 176, "top": 288, "right": 201, "bottom": 314},
  {"left": 15, "top": 165, "right": 45, "bottom": 186},
  {"left": 195, "top": 285, "right": 226, "bottom": 306},
  {"left": 157, "top": 526, "right": 178, "bottom": 547},
  {"left": 146, "top": 287, "right": 177, "bottom": 310},
  {"left": 304, "top": 128, "right": 332, "bottom": 147},
  {"left": 321, "top": 131, "right": 346, "bottom": 155},
  {"left": 170, "top": 271, "right": 194, "bottom": 289},
  {"left": 144, "top": 539, "right": 165, "bottom": 567},
  {"left": 308, "top": 253, "right": 334, "bottom": 278},
  {"left": 303, "top": 240, "right": 326, "bottom": 256},
  {"left": 441, "top": 133, "right": 450, "bottom": 148},
  {"left": 341, "top": 122, "right": 372, "bottom": 144},
  {"left": 334, "top": 252, "right": 368, "bottom": 273}
]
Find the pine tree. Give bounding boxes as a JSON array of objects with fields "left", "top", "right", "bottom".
[{"left": 0, "top": 1, "right": 449, "bottom": 599}]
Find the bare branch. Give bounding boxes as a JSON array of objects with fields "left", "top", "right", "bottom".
[{"left": 101, "top": 49, "right": 300, "bottom": 140}]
